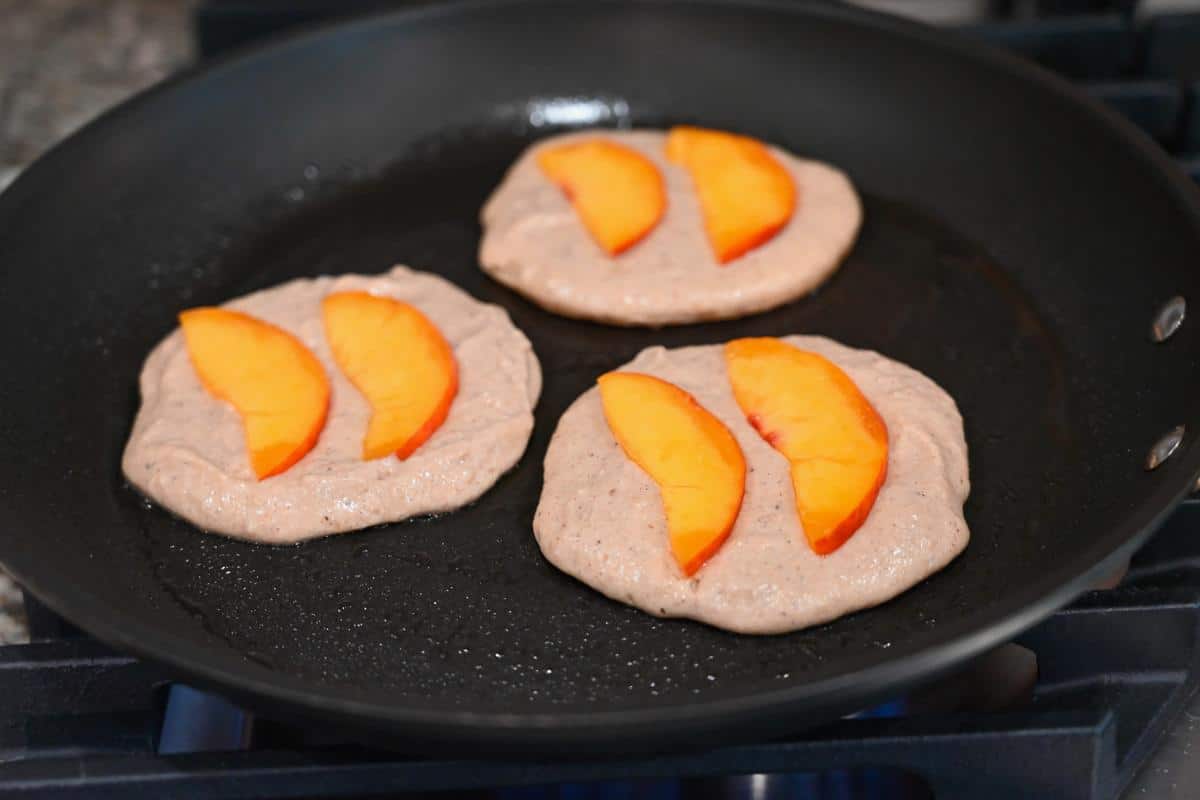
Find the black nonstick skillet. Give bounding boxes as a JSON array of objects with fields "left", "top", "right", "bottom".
[{"left": 0, "top": 0, "right": 1198, "bottom": 755}]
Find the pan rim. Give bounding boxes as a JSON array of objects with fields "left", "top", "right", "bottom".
[{"left": 3, "top": 0, "right": 1200, "bottom": 747}]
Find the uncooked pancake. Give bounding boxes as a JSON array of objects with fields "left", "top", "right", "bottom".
[
  {"left": 479, "top": 130, "right": 862, "bottom": 326},
  {"left": 123, "top": 266, "right": 542, "bottom": 544},
  {"left": 534, "top": 337, "right": 969, "bottom": 634}
]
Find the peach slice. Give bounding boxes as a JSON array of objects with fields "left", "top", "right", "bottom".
[
  {"left": 322, "top": 291, "right": 458, "bottom": 460},
  {"left": 179, "top": 308, "right": 330, "bottom": 479},
  {"left": 598, "top": 372, "right": 746, "bottom": 575},
  {"left": 665, "top": 126, "right": 796, "bottom": 263},
  {"left": 537, "top": 139, "right": 666, "bottom": 255},
  {"left": 724, "top": 338, "right": 888, "bottom": 555}
]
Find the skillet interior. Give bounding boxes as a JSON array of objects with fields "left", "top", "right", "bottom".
[{"left": 0, "top": 0, "right": 1198, "bottom": 752}]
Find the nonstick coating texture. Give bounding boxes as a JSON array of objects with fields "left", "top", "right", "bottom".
[{"left": 1, "top": 0, "right": 1199, "bottom": 753}]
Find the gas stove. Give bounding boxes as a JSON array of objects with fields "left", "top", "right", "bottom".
[
  {"left": 3, "top": 499, "right": 1198, "bottom": 799},
  {"left": 3, "top": 2, "right": 1200, "bottom": 798}
]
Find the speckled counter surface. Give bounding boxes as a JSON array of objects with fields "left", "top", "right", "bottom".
[
  {"left": 0, "top": 0, "right": 194, "bottom": 641},
  {"left": 0, "top": 0, "right": 192, "bottom": 192}
]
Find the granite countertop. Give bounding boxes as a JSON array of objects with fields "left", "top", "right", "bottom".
[
  {"left": 0, "top": 0, "right": 194, "bottom": 642},
  {"left": 0, "top": 0, "right": 193, "bottom": 191}
]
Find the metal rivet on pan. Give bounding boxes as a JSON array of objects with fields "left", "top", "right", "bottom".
[
  {"left": 1146, "top": 425, "right": 1185, "bottom": 471},
  {"left": 1151, "top": 296, "right": 1185, "bottom": 342}
]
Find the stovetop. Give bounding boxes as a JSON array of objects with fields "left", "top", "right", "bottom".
[
  {"left": 3, "top": 1, "right": 1200, "bottom": 798},
  {"left": 3, "top": 498, "right": 1198, "bottom": 800}
]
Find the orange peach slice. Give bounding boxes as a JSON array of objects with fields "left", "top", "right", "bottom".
[
  {"left": 537, "top": 139, "right": 666, "bottom": 255},
  {"left": 322, "top": 291, "right": 457, "bottom": 460},
  {"left": 598, "top": 372, "right": 746, "bottom": 575},
  {"left": 179, "top": 308, "right": 330, "bottom": 479},
  {"left": 724, "top": 338, "right": 888, "bottom": 555},
  {"left": 666, "top": 126, "right": 796, "bottom": 263}
]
